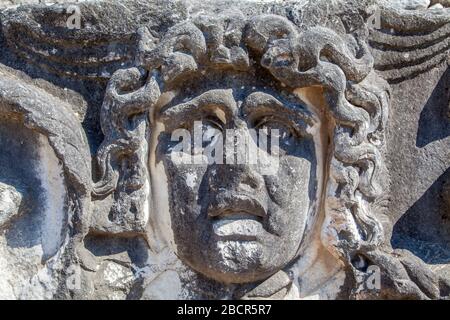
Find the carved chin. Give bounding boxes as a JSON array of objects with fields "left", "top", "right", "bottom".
[
  {"left": 178, "top": 238, "right": 294, "bottom": 284},
  {"left": 171, "top": 203, "right": 306, "bottom": 283}
]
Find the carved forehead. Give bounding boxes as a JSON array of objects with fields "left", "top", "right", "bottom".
[
  {"left": 158, "top": 89, "right": 237, "bottom": 123},
  {"left": 158, "top": 88, "right": 316, "bottom": 125},
  {"left": 242, "top": 91, "right": 316, "bottom": 125}
]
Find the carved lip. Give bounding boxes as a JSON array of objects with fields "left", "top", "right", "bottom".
[
  {"left": 212, "top": 213, "right": 264, "bottom": 240},
  {"left": 207, "top": 194, "right": 267, "bottom": 220},
  {"left": 208, "top": 194, "right": 268, "bottom": 240}
]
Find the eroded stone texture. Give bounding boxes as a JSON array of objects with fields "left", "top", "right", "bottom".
[{"left": 0, "top": 0, "right": 449, "bottom": 300}]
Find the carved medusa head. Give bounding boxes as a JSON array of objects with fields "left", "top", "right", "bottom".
[{"left": 94, "top": 11, "right": 390, "bottom": 290}]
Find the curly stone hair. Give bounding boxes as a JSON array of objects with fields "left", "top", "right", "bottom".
[
  {"left": 242, "top": 14, "right": 390, "bottom": 275},
  {"left": 94, "top": 10, "right": 391, "bottom": 288}
]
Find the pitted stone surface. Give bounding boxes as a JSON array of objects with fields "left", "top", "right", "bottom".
[{"left": 0, "top": 0, "right": 449, "bottom": 300}]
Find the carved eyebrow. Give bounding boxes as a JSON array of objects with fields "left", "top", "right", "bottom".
[
  {"left": 158, "top": 89, "right": 237, "bottom": 130},
  {"left": 241, "top": 91, "right": 317, "bottom": 132}
]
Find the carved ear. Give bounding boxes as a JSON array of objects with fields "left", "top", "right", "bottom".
[{"left": 370, "top": 5, "right": 450, "bottom": 84}]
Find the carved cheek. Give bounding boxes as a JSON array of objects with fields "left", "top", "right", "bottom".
[
  {"left": 266, "top": 137, "right": 316, "bottom": 204},
  {"left": 162, "top": 157, "right": 208, "bottom": 219},
  {"left": 268, "top": 157, "right": 312, "bottom": 205}
]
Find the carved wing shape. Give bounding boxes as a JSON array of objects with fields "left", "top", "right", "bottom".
[
  {"left": 370, "top": 4, "right": 450, "bottom": 84},
  {"left": 0, "top": 1, "right": 185, "bottom": 81}
]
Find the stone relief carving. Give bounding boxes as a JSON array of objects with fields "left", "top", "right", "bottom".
[
  {"left": 0, "top": 65, "right": 91, "bottom": 298},
  {"left": 0, "top": 0, "right": 449, "bottom": 300}
]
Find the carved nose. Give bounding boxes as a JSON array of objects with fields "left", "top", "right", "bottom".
[
  {"left": 237, "top": 166, "right": 263, "bottom": 191},
  {"left": 206, "top": 164, "right": 267, "bottom": 219},
  {"left": 212, "top": 164, "right": 264, "bottom": 192}
]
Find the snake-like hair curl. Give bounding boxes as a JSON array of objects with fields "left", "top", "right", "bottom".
[{"left": 95, "top": 11, "right": 390, "bottom": 288}]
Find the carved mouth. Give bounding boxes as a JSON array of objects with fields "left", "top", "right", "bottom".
[
  {"left": 211, "top": 211, "right": 264, "bottom": 240},
  {"left": 208, "top": 194, "right": 267, "bottom": 219},
  {"left": 207, "top": 194, "right": 268, "bottom": 240}
]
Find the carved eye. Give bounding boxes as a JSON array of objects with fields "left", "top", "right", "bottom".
[
  {"left": 256, "top": 118, "right": 294, "bottom": 138},
  {"left": 190, "top": 117, "right": 223, "bottom": 155},
  {"left": 202, "top": 118, "right": 222, "bottom": 144},
  {"left": 203, "top": 117, "right": 224, "bottom": 133},
  {"left": 255, "top": 118, "right": 298, "bottom": 154}
]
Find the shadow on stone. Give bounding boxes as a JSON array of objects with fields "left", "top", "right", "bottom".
[
  {"left": 392, "top": 167, "right": 450, "bottom": 264},
  {"left": 416, "top": 67, "right": 450, "bottom": 148}
]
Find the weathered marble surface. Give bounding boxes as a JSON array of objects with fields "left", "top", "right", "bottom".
[{"left": 0, "top": 0, "right": 448, "bottom": 300}]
